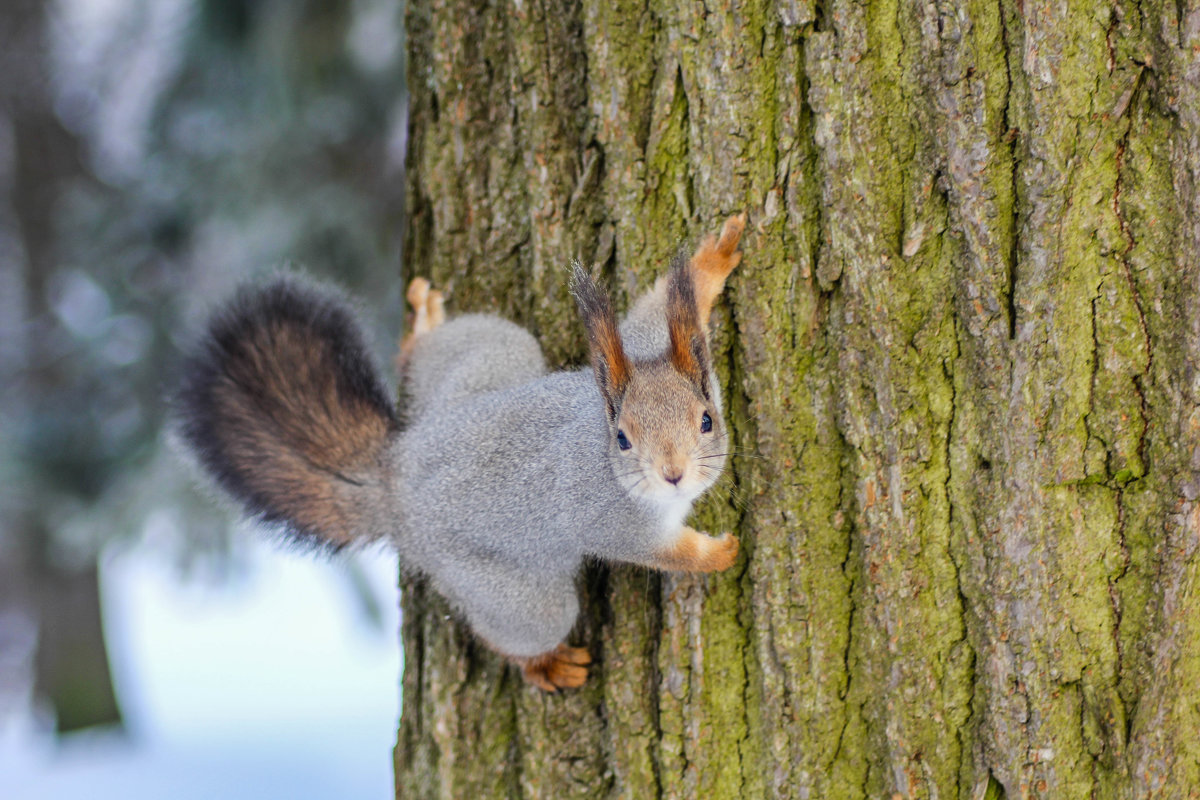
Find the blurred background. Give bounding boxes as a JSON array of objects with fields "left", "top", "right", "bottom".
[{"left": 0, "top": 0, "right": 409, "bottom": 796}]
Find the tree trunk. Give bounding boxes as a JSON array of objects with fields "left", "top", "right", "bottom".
[{"left": 394, "top": 0, "right": 1200, "bottom": 797}]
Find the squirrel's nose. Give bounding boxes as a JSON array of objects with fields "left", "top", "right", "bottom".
[{"left": 662, "top": 465, "right": 683, "bottom": 485}]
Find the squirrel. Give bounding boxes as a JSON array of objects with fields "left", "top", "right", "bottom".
[{"left": 175, "top": 215, "right": 746, "bottom": 691}]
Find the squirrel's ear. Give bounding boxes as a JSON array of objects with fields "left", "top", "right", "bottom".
[
  {"left": 572, "top": 264, "right": 632, "bottom": 420},
  {"left": 666, "top": 253, "right": 712, "bottom": 399}
]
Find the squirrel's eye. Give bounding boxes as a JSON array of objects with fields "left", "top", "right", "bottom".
[
  {"left": 616, "top": 430, "right": 632, "bottom": 450},
  {"left": 701, "top": 412, "right": 713, "bottom": 433}
]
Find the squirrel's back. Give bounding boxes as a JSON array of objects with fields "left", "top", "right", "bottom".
[{"left": 175, "top": 277, "right": 399, "bottom": 547}]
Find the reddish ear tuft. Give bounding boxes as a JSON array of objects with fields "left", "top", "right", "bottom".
[
  {"left": 666, "top": 254, "right": 711, "bottom": 396},
  {"left": 572, "top": 265, "right": 632, "bottom": 418}
]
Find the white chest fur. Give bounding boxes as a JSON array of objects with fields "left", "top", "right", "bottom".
[{"left": 654, "top": 495, "right": 694, "bottom": 534}]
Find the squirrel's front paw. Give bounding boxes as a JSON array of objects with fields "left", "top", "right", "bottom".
[
  {"left": 707, "top": 532, "right": 740, "bottom": 572},
  {"left": 651, "top": 527, "right": 740, "bottom": 573},
  {"left": 518, "top": 644, "right": 592, "bottom": 692}
]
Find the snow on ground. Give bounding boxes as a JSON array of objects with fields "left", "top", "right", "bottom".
[{"left": 0, "top": 539, "right": 402, "bottom": 800}]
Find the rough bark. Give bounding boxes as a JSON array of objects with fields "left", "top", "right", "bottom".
[{"left": 394, "top": 1, "right": 1200, "bottom": 797}]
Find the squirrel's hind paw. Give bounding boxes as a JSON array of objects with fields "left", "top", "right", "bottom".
[
  {"left": 690, "top": 214, "right": 746, "bottom": 324},
  {"left": 398, "top": 277, "right": 446, "bottom": 370},
  {"left": 692, "top": 214, "right": 746, "bottom": 279},
  {"left": 715, "top": 213, "right": 746, "bottom": 257},
  {"left": 405, "top": 277, "right": 445, "bottom": 336},
  {"left": 406, "top": 276, "right": 430, "bottom": 308},
  {"left": 517, "top": 644, "right": 591, "bottom": 692}
]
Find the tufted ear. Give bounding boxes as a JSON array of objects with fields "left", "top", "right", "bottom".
[
  {"left": 572, "top": 264, "right": 632, "bottom": 420},
  {"left": 665, "top": 253, "right": 711, "bottom": 399}
]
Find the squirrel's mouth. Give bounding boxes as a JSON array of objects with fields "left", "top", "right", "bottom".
[
  {"left": 652, "top": 475, "right": 706, "bottom": 503},
  {"left": 616, "top": 459, "right": 716, "bottom": 507}
]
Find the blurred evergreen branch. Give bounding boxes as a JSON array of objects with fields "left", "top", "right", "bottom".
[{"left": 0, "top": 0, "right": 406, "bottom": 733}]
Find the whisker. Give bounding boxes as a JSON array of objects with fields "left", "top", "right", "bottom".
[{"left": 693, "top": 459, "right": 808, "bottom": 514}]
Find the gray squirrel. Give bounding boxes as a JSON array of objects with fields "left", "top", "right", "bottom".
[{"left": 176, "top": 215, "right": 746, "bottom": 690}]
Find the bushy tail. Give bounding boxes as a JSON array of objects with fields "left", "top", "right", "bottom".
[{"left": 175, "top": 277, "right": 399, "bottom": 547}]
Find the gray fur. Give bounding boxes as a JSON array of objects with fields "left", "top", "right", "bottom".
[
  {"left": 387, "top": 278, "right": 727, "bottom": 658},
  {"left": 178, "top": 262, "right": 732, "bottom": 660}
]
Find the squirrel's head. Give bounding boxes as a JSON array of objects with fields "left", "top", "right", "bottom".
[{"left": 572, "top": 258, "right": 727, "bottom": 510}]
